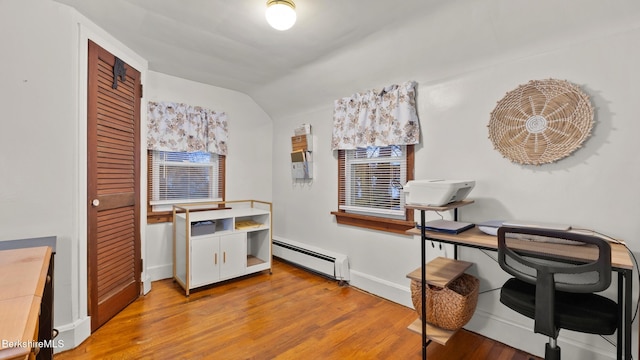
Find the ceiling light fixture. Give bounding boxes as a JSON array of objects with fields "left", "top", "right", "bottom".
[{"left": 265, "top": 0, "right": 296, "bottom": 31}]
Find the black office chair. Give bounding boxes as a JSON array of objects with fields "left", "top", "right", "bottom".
[{"left": 497, "top": 226, "right": 618, "bottom": 360}]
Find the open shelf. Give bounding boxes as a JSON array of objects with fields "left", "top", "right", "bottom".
[
  {"left": 247, "top": 255, "right": 265, "bottom": 267},
  {"left": 405, "top": 257, "right": 473, "bottom": 346},
  {"left": 405, "top": 199, "right": 474, "bottom": 212},
  {"left": 407, "top": 318, "right": 457, "bottom": 346},
  {"left": 247, "top": 229, "right": 270, "bottom": 266},
  {"left": 406, "top": 257, "right": 473, "bottom": 288},
  {"left": 235, "top": 220, "right": 263, "bottom": 230}
]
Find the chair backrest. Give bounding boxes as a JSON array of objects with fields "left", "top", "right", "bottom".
[{"left": 497, "top": 226, "right": 612, "bottom": 337}]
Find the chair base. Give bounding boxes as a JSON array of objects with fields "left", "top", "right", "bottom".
[{"left": 545, "top": 343, "right": 560, "bottom": 360}]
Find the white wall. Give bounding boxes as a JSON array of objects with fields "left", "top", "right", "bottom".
[
  {"left": 269, "top": 2, "right": 640, "bottom": 359},
  {"left": 0, "top": 0, "right": 79, "bottom": 342},
  {"left": 144, "top": 71, "right": 273, "bottom": 283}
]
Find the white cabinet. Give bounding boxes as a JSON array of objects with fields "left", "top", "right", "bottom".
[
  {"left": 173, "top": 200, "right": 272, "bottom": 296},
  {"left": 190, "top": 233, "right": 247, "bottom": 287},
  {"left": 219, "top": 233, "right": 247, "bottom": 279},
  {"left": 190, "top": 235, "right": 220, "bottom": 287}
]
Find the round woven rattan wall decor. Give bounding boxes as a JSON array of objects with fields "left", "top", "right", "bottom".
[{"left": 488, "top": 79, "right": 594, "bottom": 165}]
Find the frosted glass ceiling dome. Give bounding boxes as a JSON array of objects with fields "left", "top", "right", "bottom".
[{"left": 265, "top": 0, "right": 296, "bottom": 31}]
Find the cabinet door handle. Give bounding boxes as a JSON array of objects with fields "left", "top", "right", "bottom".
[
  {"left": 223, "top": 252, "right": 226, "bottom": 263},
  {"left": 214, "top": 253, "right": 218, "bottom": 265}
]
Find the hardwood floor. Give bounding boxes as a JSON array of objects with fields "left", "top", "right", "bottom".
[{"left": 55, "top": 259, "right": 541, "bottom": 359}]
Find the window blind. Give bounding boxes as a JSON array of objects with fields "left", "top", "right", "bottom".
[
  {"left": 339, "top": 146, "right": 407, "bottom": 218},
  {"left": 149, "top": 150, "right": 223, "bottom": 211}
]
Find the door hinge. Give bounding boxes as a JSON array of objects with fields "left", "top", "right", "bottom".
[
  {"left": 139, "top": 83, "right": 143, "bottom": 98},
  {"left": 140, "top": 258, "right": 144, "bottom": 270}
]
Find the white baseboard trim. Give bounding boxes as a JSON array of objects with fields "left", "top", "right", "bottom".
[
  {"left": 143, "top": 275, "right": 152, "bottom": 295},
  {"left": 53, "top": 316, "right": 91, "bottom": 354},
  {"left": 466, "top": 309, "right": 616, "bottom": 360},
  {"left": 348, "top": 269, "right": 413, "bottom": 308},
  {"left": 147, "top": 263, "right": 173, "bottom": 282},
  {"left": 143, "top": 263, "right": 173, "bottom": 294}
]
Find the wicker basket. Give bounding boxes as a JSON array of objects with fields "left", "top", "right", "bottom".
[{"left": 410, "top": 273, "right": 480, "bottom": 330}]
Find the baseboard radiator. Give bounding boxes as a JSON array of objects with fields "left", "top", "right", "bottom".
[{"left": 272, "top": 238, "right": 350, "bottom": 283}]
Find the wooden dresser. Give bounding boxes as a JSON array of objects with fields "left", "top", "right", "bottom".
[{"left": 0, "top": 246, "right": 53, "bottom": 360}]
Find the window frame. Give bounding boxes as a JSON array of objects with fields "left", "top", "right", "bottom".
[
  {"left": 146, "top": 150, "right": 226, "bottom": 224},
  {"left": 332, "top": 145, "right": 414, "bottom": 235}
]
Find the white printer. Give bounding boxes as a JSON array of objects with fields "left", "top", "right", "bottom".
[{"left": 404, "top": 179, "right": 475, "bottom": 206}]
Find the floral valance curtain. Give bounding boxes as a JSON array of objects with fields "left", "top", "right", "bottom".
[
  {"left": 147, "top": 101, "right": 228, "bottom": 155},
  {"left": 331, "top": 81, "right": 420, "bottom": 150}
]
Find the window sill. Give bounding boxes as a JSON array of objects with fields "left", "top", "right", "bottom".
[
  {"left": 331, "top": 211, "right": 414, "bottom": 235},
  {"left": 147, "top": 211, "right": 173, "bottom": 224}
]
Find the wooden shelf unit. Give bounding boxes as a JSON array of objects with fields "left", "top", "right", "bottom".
[
  {"left": 406, "top": 256, "right": 473, "bottom": 345},
  {"left": 405, "top": 200, "right": 475, "bottom": 359}
]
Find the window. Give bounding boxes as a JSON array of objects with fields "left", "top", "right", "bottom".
[
  {"left": 147, "top": 150, "right": 225, "bottom": 223},
  {"left": 341, "top": 145, "right": 406, "bottom": 218},
  {"left": 332, "top": 145, "right": 414, "bottom": 234}
]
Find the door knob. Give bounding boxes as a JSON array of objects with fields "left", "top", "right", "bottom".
[{"left": 92, "top": 199, "right": 100, "bottom": 207}]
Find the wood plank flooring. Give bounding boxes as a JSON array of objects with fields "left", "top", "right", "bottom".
[{"left": 55, "top": 259, "right": 541, "bottom": 359}]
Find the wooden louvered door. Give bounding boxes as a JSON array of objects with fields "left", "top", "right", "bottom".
[{"left": 87, "top": 40, "right": 141, "bottom": 332}]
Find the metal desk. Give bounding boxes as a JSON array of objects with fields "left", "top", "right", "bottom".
[{"left": 407, "top": 203, "right": 633, "bottom": 360}]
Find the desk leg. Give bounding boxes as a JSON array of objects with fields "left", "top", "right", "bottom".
[
  {"left": 453, "top": 209, "right": 459, "bottom": 259},
  {"left": 617, "top": 270, "right": 632, "bottom": 360},
  {"left": 618, "top": 272, "right": 623, "bottom": 360},
  {"left": 421, "top": 210, "right": 427, "bottom": 360},
  {"left": 624, "top": 270, "right": 632, "bottom": 360}
]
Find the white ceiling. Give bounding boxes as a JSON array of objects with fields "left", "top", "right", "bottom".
[
  {"left": 55, "top": 0, "right": 439, "bottom": 94},
  {"left": 53, "top": 0, "right": 640, "bottom": 118}
]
